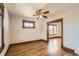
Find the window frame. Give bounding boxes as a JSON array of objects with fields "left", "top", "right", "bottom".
[{"left": 22, "top": 20, "right": 35, "bottom": 29}]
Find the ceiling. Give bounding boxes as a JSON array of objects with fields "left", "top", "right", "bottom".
[{"left": 4, "top": 3, "right": 79, "bottom": 18}]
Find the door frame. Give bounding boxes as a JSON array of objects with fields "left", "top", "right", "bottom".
[{"left": 47, "top": 18, "right": 63, "bottom": 48}]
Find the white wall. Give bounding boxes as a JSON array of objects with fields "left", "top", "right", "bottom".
[
  {"left": 9, "top": 15, "right": 43, "bottom": 44},
  {"left": 0, "top": 8, "right": 10, "bottom": 56},
  {"left": 42, "top": 8, "right": 79, "bottom": 54}
]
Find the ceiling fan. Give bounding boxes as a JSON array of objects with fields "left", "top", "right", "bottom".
[{"left": 33, "top": 9, "right": 49, "bottom": 19}]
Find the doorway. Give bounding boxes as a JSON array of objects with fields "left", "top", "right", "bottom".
[{"left": 47, "top": 18, "right": 63, "bottom": 48}]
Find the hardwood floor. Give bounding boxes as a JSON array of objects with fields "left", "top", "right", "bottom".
[{"left": 6, "top": 39, "right": 77, "bottom": 56}]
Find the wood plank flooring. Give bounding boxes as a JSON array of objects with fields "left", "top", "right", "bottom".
[{"left": 6, "top": 40, "right": 77, "bottom": 56}]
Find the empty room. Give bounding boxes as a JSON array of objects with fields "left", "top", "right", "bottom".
[{"left": 0, "top": 3, "right": 79, "bottom": 56}]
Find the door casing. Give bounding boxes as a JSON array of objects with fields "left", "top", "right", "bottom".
[{"left": 47, "top": 18, "right": 63, "bottom": 48}]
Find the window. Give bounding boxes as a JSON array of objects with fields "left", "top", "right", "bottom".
[
  {"left": 0, "top": 3, "right": 4, "bottom": 53},
  {"left": 22, "top": 20, "right": 35, "bottom": 28},
  {"left": 53, "top": 25, "right": 57, "bottom": 35},
  {"left": 49, "top": 25, "right": 57, "bottom": 35}
]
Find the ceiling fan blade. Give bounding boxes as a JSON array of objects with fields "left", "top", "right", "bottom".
[
  {"left": 38, "top": 9, "right": 41, "bottom": 12},
  {"left": 43, "top": 11, "right": 49, "bottom": 14},
  {"left": 42, "top": 15, "right": 48, "bottom": 18},
  {"left": 33, "top": 14, "right": 37, "bottom": 16},
  {"left": 35, "top": 9, "right": 41, "bottom": 16}
]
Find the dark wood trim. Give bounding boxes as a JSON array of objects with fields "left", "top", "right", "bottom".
[
  {"left": 49, "top": 36, "right": 62, "bottom": 39},
  {"left": 47, "top": 18, "right": 63, "bottom": 48},
  {"left": 61, "top": 18, "right": 63, "bottom": 48},
  {"left": 63, "top": 47, "right": 74, "bottom": 54},
  {"left": 63, "top": 47, "right": 79, "bottom": 56},
  {"left": 41, "top": 39, "right": 48, "bottom": 42},
  {"left": 22, "top": 20, "right": 35, "bottom": 29},
  {"left": 10, "top": 39, "right": 46, "bottom": 46},
  {"left": 47, "top": 18, "right": 63, "bottom": 23},
  {"left": 47, "top": 23, "right": 49, "bottom": 42},
  {"left": 74, "top": 53, "right": 79, "bottom": 56}
]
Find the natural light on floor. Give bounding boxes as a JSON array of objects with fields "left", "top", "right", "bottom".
[{"left": 48, "top": 39, "right": 62, "bottom": 55}]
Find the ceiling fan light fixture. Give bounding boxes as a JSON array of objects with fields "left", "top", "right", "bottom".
[{"left": 33, "top": 9, "right": 50, "bottom": 19}]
